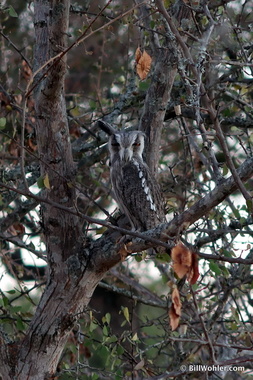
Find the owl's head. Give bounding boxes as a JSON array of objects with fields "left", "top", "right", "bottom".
[{"left": 109, "top": 131, "right": 145, "bottom": 163}]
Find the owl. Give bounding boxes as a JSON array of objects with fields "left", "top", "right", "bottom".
[{"left": 108, "top": 130, "right": 165, "bottom": 231}]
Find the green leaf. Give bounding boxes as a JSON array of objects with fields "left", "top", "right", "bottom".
[
  {"left": 97, "top": 345, "right": 109, "bottom": 360},
  {"left": 138, "top": 79, "right": 151, "bottom": 91},
  {"left": 222, "top": 164, "right": 228, "bottom": 176},
  {"left": 102, "top": 325, "right": 108, "bottom": 337},
  {"left": 134, "top": 253, "right": 143, "bottom": 262},
  {"left": 8, "top": 6, "right": 18, "bottom": 17},
  {"left": 122, "top": 307, "right": 130, "bottom": 324},
  {"left": 116, "top": 345, "right": 124, "bottom": 355},
  {"left": 220, "top": 265, "right": 230, "bottom": 277},
  {"left": 246, "top": 199, "right": 253, "bottom": 213},
  {"left": 89, "top": 320, "right": 97, "bottom": 332},
  {"left": 191, "top": 283, "right": 198, "bottom": 291},
  {"left": 209, "top": 261, "right": 222, "bottom": 275},
  {"left": 16, "top": 317, "right": 25, "bottom": 331},
  {"left": 5, "top": 290, "right": 16, "bottom": 294},
  {"left": 120, "top": 320, "right": 127, "bottom": 327},
  {"left": 220, "top": 249, "right": 233, "bottom": 258},
  {"left": 37, "top": 176, "right": 45, "bottom": 189},
  {"left": 150, "top": 20, "right": 155, "bottom": 29},
  {"left": 233, "top": 207, "right": 241, "bottom": 220},
  {"left": 9, "top": 305, "right": 22, "bottom": 313},
  {"left": 104, "top": 335, "right": 118, "bottom": 344},
  {"left": 2, "top": 296, "right": 9, "bottom": 307},
  {"left": 102, "top": 312, "right": 111, "bottom": 325},
  {"left": 131, "top": 332, "right": 139, "bottom": 341},
  {"left": 0, "top": 117, "right": 6, "bottom": 129},
  {"left": 156, "top": 252, "right": 170, "bottom": 263}
]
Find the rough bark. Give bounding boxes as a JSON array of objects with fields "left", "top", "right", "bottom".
[
  {"left": 1, "top": 2, "right": 253, "bottom": 379},
  {"left": 139, "top": 48, "right": 177, "bottom": 176},
  {"left": 0, "top": 1, "right": 92, "bottom": 379},
  {"left": 137, "top": 1, "right": 178, "bottom": 176}
]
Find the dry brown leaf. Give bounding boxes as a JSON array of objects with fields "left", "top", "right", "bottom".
[
  {"left": 171, "top": 242, "right": 192, "bottom": 279},
  {"left": 187, "top": 252, "right": 199, "bottom": 285},
  {"left": 171, "top": 287, "right": 182, "bottom": 316},
  {"left": 135, "top": 46, "right": 142, "bottom": 62},
  {"left": 169, "top": 287, "right": 182, "bottom": 330},
  {"left": 26, "top": 137, "right": 37, "bottom": 152},
  {"left": 7, "top": 223, "right": 25, "bottom": 237},
  {"left": 169, "top": 306, "right": 180, "bottom": 331},
  {"left": 135, "top": 48, "right": 152, "bottom": 80}
]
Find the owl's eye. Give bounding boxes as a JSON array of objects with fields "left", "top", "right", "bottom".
[
  {"left": 132, "top": 142, "right": 140, "bottom": 147},
  {"left": 111, "top": 142, "right": 120, "bottom": 147}
]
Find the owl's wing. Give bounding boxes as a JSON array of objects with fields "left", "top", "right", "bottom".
[{"left": 114, "top": 160, "right": 165, "bottom": 231}]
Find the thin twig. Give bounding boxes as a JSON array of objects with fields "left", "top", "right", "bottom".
[
  {"left": 156, "top": 0, "right": 252, "bottom": 203},
  {"left": 20, "top": 95, "right": 29, "bottom": 192},
  {"left": 210, "top": 59, "right": 253, "bottom": 67},
  {"left": 25, "top": 1, "right": 147, "bottom": 98},
  {"left": 0, "top": 30, "right": 32, "bottom": 68},
  {"left": 0, "top": 234, "right": 47, "bottom": 262},
  {"left": 213, "top": 117, "right": 252, "bottom": 202},
  {"left": 1, "top": 158, "right": 253, "bottom": 265},
  {"left": 98, "top": 281, "right": 167, "bottom": 308},
  {"left": 0, "top": 181, "right": 172, "bottom": 251},
  {"left": 190, "top": 286, "right": 217, "bottom": 363}
]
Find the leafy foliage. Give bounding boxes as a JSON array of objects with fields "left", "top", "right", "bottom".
[{"left": 0, "top": 1, "right": 253, "bottom": 379}]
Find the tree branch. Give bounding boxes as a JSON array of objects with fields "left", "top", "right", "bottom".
[{"left": 1, "top": 155, "right": 253, "bottom": 269}]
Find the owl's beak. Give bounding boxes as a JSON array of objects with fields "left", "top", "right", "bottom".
[{"left": 122, "top": 148, "right": 132, "bottom": 162}]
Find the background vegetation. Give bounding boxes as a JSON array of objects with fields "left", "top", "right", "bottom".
[{"left": 0, "top": 0, "right": 253, "bottom": 379}]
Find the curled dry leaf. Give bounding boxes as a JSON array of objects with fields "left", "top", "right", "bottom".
[
  {"left": 187, "top": 252, "right": 199, "bottom": 285},
  {"left": 135, "top": 46, "right": 142, "bottom": 62},
  {"left": 169, "top": 307, "right": 180, "bottom": 331},
  {"left": 171, "top": 242, "right": 192, "bottom": 279},
  {"left": 135, "top": 47, "right": 152, "bottom": 80},
  {"left": 171, "top": 242, "right": 199, "bottom": 284},
  {"left": 172, "top": 286, "right": 181, "bottom": 315},
  {"left": 169, "top": 286, "right": 182, "bottom": 331}
]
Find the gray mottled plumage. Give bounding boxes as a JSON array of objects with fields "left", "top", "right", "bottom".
[{"left": 108, "top": 131, "right": 165, "bottom": 231}]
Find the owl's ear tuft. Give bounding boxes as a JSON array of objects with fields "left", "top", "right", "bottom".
[{"left": 97, "top": 120, "right": 116, "bottom": 136}]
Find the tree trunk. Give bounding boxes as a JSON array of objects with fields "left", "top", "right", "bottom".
[
  {"left": 1, "top": 2, "right": 253, "bottom": 379},
  {"left": 0, "top": 1, "right": 104, "bottom": 378}
]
